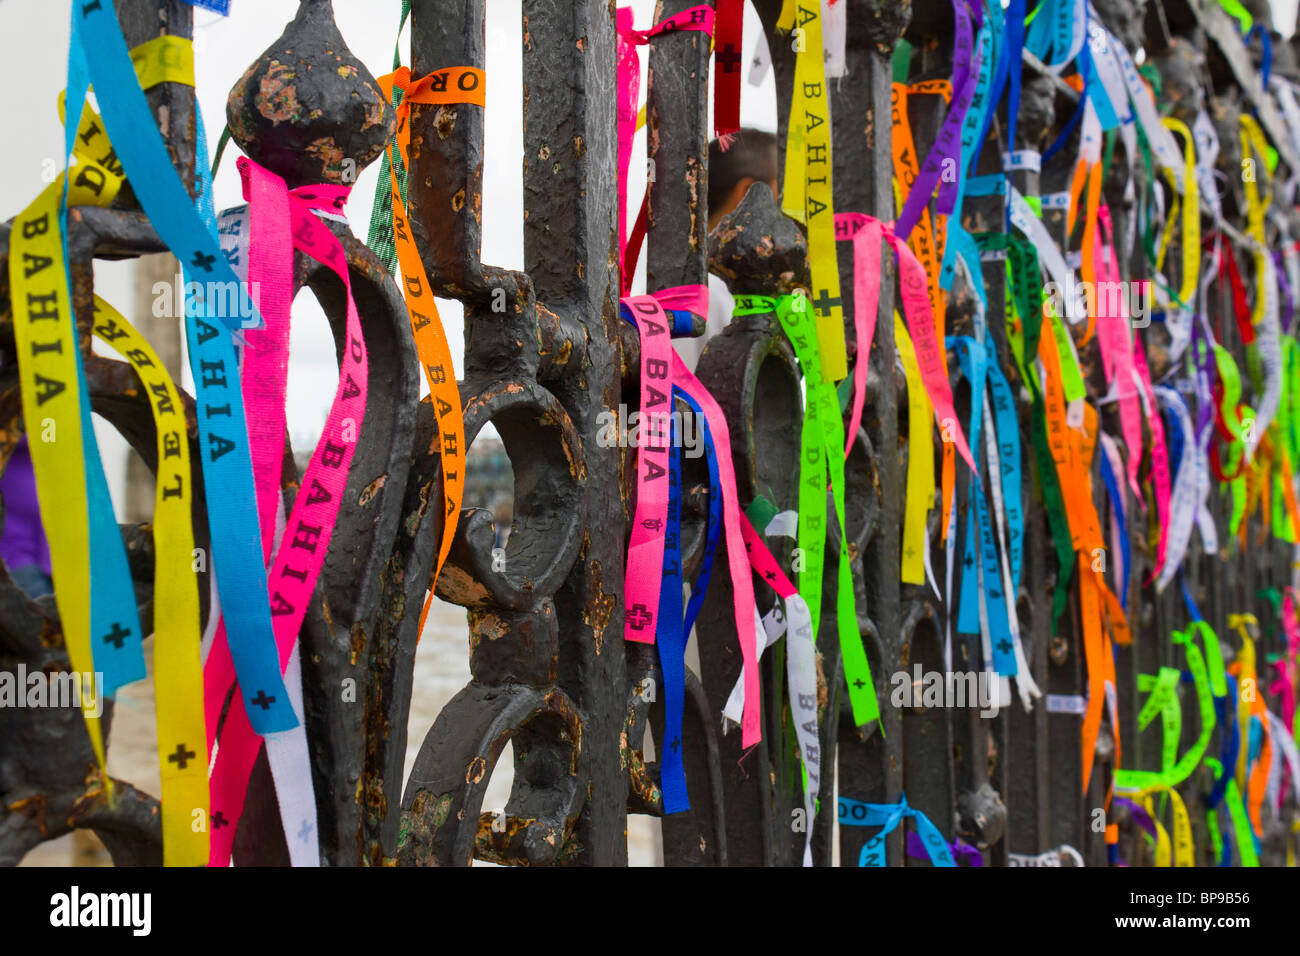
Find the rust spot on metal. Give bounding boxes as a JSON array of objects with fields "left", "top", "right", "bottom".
[
  {"left": 349, "top": 621, "right": 366, "bottom": 666},
  {"left": 7, "top": 794, "right": 48, "bottom": 837},
  {"left": 436, "top": 563, "right": 491, "bottom": 606},
  {"left": 434, "top": 104, "right": 458, "bottom": 139},
  {"left": 583, "top": 557, "right": 615, "bottom": 654},
  {"left": 452, "top": 188, "right": 466, "bottom": 213},
  {"left": 466, "top": 756, "right": 487, "bottom": 785},
  {"left": 255, "top": 60, "right": 322, "bottom": 125},
  {"left": 359, "top": 474, "right": 388, "bottom": 508}
]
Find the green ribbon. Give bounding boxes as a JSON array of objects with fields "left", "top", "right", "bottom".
[
  {"left": 1206, "top": 790, "right": 1224, "bottom": 862},
  {"left": 1218, "top": 0, "right": 1253, "bottom": 33},
  {"left": 772, "top": 293, "right": 878, "bottom": 727},
  {"left": 732, "top": 294, "right": 777, "bottom": 316},
  {"left": 365, "top": 0, "right": 413, "bottom": 276},
  {"left": 1114, "top": 622, "right": 1223, "bottom": 791}
]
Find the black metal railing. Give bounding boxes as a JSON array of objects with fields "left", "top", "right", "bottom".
[{"left": 2, "top": 0, "right": 1298, "bottom": 867}]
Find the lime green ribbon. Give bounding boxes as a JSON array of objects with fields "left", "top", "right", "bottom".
[
  {"left": 1206, "top": 758, "right": 1259, "bottom": 866},
  {"left": 1217, "top": 0, "right": 1253, "bottom": 33},
  {"left": 1114, "top": 622, "right": 1223, "bottom": 791},
  {"left": 767, "top": 293, "right": 879, "bottom": 727}
]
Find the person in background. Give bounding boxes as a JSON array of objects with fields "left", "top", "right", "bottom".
[{"left": 673, "top": 127, "right": 779, "bottom": 371}]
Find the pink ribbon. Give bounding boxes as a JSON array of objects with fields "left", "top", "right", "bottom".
[
  {"left": 1131, "top": 336, "right": 1172, "bottom": 578},
  {"left": 1095, "top": 206, "right": 1145, "bottom": 506},
  {"left": 833, "top": 213, "right": 884, "bottom": 460},
  {"left": 616, "top": 5, "right": 716, "bottom": 287},
  {"left": 671, "top": 352, "right": 762, "bottom": 748},
  {"left": 622, "top": 293, "right": 675, "bottom": 645},
  {"left": 833, "top": 211, "right": 974, "bottom": 471},
  {"left": 203, "top": 159, "right": 370, "bottom": 865},
  {"left": 621, "top": 282, "right": 760, "bottom": 745},
  {"left": 1276, "top": 589, "right": 1300, "bottom": 732}
]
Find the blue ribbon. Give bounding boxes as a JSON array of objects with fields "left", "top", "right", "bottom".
[
  {"left": 1081, "top": 35, "right": 1122, "bottom": 131},
  {"left": 986, "top": 346, "right": 1022, "bottom": 593},
  {"left": 1164, "top": 398, "right": 1187, "bottom": 486},
  {"left": 1003, "top": 0, "right": 1025, "bottom": 177},
  {"left": 1206, "top": 677, "right": 1239, "bottom": 810},
  {"left": 1098, "top": 442, "right": 1131, "bottom": 611},
  {"left": 1247, "top": 25, "right": 1272, "bottom": 89},
  {"left": 971, "top": 0, "right": 1011, "bottom": 179},
  {"left": 679, "top": 390, "right": 721, "bottom": 640},
  {"left": 838, "top": 794, "right": 956, "bottom": 867},
  {"left": 962, "top": 175, "right": 1006, "bottom": 197},
  {"left": 656, "top": 414, "right": 688, "bottom": 813},
  {"left": 949, "top": 336, "right": 1016, "bottom": 676},
  {"left": 73, "top": 2, "right": 297, "bottom": 732}
]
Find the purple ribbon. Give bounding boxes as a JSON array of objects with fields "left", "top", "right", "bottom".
[
  {"left": 898, "top": 0, "right": 984, "bottom": 236},
  {"left": 1274, "top": 251, "right": 1295, "bottom": 334},
  {"left": 1114, "top": 796, "right": 1157, "bottom": 838},
  {"left": 905, "top": 830, "right": 983, "bottom": 866}
]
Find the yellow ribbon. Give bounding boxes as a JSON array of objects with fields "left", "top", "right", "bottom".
[
  {"left": 1228, "top": 612, "right": 1258, "bottom": 791},
  {"left": 1240, "top": 115, "right": 1273, "bottom": 327},
  {"left": 895, "top": 313, "right": 932, "bottom": 585},
  {"left": 1157, "top": 117, "right": 1200, "bottom": 309},
  {"left": 1135, "top": 785, "right": 1194, "bottom": 866},
  {"left": 129, "top": 35, "right": 194, "bottom": 90},
  {"left": 91, "top": 297, "right": 208, "bottom": 866},
  {"left": 7, "top": 37, "right": 206, "bottom": 856},
  {"left": 780, "top": 0, "right": 847, "bottom": 381},
  {"left": 8, "top": 92, "right": 141, "bottom": 782}
]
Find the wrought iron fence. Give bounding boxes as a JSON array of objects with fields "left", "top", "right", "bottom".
[{"left": 1, "top": 0, "right": 1298, "bottom": 868}]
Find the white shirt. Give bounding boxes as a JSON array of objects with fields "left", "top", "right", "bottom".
[{"left": 672, "top": 273, "right": 734, "bottom": 371}]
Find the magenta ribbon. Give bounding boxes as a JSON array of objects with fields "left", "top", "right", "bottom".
[
  {"left": 832, "top": 213, "right": 882, "bottom": 460},
  {"left": 621, "top": 282, "right": 760, "bottom": 745},
  {"left": 616, "top": 5, "right": 716, "bottom": 283},
  {"left": 1274, "top": 589, "right": 1300, "bottom": 731},
  {"left": 203, "top": 159, "right": 369, "bottom": 865},
  {"left": 1095, "top": 206, "right": 1145, "bottom": 505},
  {"left": 1131, "top": 332, "right": 1173, "bottom": 578},
  {"left": 671, "top": 348, "right": 762, "bottom": 748},
  {"left": 622, "top": 293, "right": 675, "bottom": 646},
  {"left": 835, "top": 211, "right": 975, "bottom": 471}
]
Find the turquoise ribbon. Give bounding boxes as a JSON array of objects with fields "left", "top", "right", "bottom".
[
  {"left": 949, "top": 336, "right": 1017, "bottom": 675},
  {"left": 986, "top": 344, "right": 1023, "bottom": 593},
  {"left": 62, "top": 28, "right": 146, "bottom": 697},
  {"left": 839, "top": 794, "right": 957, "bottom": 867},
  {"left": 73, "top": 1, "right": 297, "bottom": 732}
]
